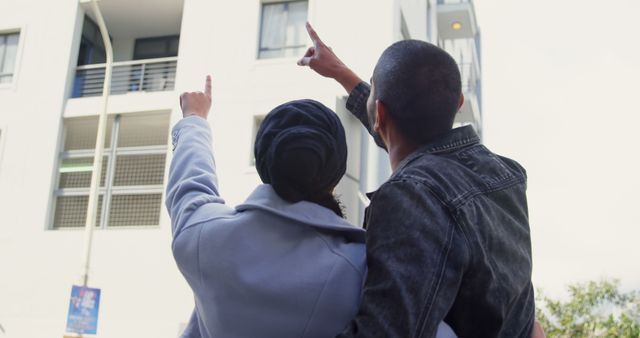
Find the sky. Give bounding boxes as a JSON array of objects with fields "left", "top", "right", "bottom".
[{"left": 473, "top": 0, "right": 640, "bottom": 296}]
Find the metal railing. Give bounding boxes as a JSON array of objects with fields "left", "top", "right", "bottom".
[
  {"left": 458, "top": 59, "right": 482, "bottom": 117},
  {"left": 459, "top": 61, "right": 480, "bottom": 94},
  {"left": 72, "top": 57, "right": 177, "bottom": 98}
]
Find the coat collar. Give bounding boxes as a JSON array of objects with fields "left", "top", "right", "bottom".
[
  {"left": 366, "top": 126, "right": 480, "bottom": 203},
  {"left": 236, "top": 184, "right": 365, "bottom": 241},
  {"left": 392, "top": 125, "right": 480, "bottom": 178}
]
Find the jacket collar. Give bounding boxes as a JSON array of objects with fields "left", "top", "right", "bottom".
[
  {"left": 236, "top": 184, "right": 365, "bottom": 241},
  {"left": 392, "top": 125, "right": 480, "bottom": 177}
]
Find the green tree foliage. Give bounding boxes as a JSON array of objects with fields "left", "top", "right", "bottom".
[{"left": 536, "top": 279, "right": 640, "bottom": 338}]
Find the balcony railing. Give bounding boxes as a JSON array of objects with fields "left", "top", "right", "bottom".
[
  {"left": 72, "top": 57, "right": 178, "bottom": 98},
  {"left": 459, "top": 61, "right": 479, "bottom": 94}
]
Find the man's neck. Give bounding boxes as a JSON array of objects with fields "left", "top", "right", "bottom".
[{"left": 388, "top": 141, "right": 419, "bottom": 172}]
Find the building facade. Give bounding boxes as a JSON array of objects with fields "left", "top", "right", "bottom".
[{"left": 0, "top": 0, "right": 480, "bottom": 336}]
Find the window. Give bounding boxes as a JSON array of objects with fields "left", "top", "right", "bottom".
[
  {"left": 134, "top": 36, "right": 180, "bottom": 60},
  {"left": 51, "top": 113, "right": 170, "bottom": 229},
  {"left": 0, "top": 31, "right": 20, "bottom": 84},
  {"left": 77, "top": 16, "right": 107, "bottom": 66},
  {"left": 258, "top": 0, "right": 308, "bottom": 59}
]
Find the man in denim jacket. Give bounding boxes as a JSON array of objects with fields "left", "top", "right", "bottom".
[{"left": 299, "top": 24, "right": 540, "bottom": 338}]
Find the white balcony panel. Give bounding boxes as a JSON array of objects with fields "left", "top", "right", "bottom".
[{"left": 64, "top": 91, "right": 176, "bottom": 118}]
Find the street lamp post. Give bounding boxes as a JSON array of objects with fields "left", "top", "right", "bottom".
[{"left": 79, "top": 0, "right": 113, "bottom": 287}]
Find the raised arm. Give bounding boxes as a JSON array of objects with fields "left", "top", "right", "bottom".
[
  {"left": 166, "top": 76, "right": 226, "bottom": 240},
  {"left": 297, "top": 22, "right": 362, "bottom": 93},
  {"left": 298, "top": 23, "right": 385, "bottom": 149}
]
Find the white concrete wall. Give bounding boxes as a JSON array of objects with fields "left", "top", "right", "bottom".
[
  {"left": 0, "top": 0, "right": 88, "bottom": 336},
  {"left": 0, "top": 1, "right": 191, "bottom": 337},
  {"left": 0, "top": 0, "right": 431, "bottom": 336}
]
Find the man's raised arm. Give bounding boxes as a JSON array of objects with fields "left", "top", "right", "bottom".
[
  {"left": 297, "top": 23, "right": 385, "bottom": 149},
  {"left": 297, "top": 22, "right": 362, "bottom": 93}
]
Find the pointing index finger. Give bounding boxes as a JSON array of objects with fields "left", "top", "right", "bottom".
[
  {"left": 306, "top": 22, "right": 323, "bottom": 46},
  {"left": 205, "top": 75, "right": 212, "bottom": 98}
]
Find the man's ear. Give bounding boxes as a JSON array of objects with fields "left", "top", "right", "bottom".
[
  {"left": 374, "top": 99, "right": 388, "bottom": 134},
  {"left": 458, "top": 94, "right": 465, "bottom": 110}
]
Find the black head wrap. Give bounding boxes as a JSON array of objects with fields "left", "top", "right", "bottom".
[{"left": 254, "top": 99, "right": 347, "bottom": 213}]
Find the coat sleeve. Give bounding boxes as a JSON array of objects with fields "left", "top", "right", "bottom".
[
  {"left": 165, "top": 116, "right": 226, "bottom": 240},
  {"left": 165, "top": 116, "right": 233, "bottom": 291}
]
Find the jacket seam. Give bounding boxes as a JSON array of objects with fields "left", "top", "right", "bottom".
[
  {"left": 171, "top": 213, "right": 236, "bottom": 249},
  {"left": 392, "top": 173, "right": 526, "bottom": 210},
  {"left": 427, "top": 136, "right": 479, "bottom": 153},
  {"left": 408, "top": 178, "right": 473, "bottom": 268},
  {"left": 310, "top": 228, "right": 364, "bottom": 275},
  {"left": 448, "top": 175, "right": 526, "bottom": 208},
  {"left": 379, "top": 178, "right": 470, "bottom": 337},
  {"left": 300, "top": 259, "right": 339, "bottom": 338},
  {"left": 372, "top": 179, "right": 459, "bottom": 337},
  {"left": 415, "top": 217, "right": 455, "bottom": 337},
  {"left": 196, "top": 224, "right": 205, "bottom": 290}
]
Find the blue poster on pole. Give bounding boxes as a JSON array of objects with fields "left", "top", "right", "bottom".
[{"left": 66, "top": 285, "right": 101, "bottom": 335}]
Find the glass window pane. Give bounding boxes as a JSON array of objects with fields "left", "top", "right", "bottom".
[
  {"left": 168, "top": 37, "right": 180, "bottom": 56},
  {"left": 117, "top": 113, "right": 169, "bottom": 147},
  {"left": 83, "top": 17, "right": 97, "bottom": 42},
  {"left": 283, "top": 46, "right": 306, "bottom": 58},
  {"left": 0, "top": 36, "right": 6, "bottom": 73},
  {"left": 63, "top": 117, "right": 113, "bottom": 151},
  {"left": 286, "top": 2, "right": 308, "bottom": 48},
  {"left": 59, "top": 157, "right": 108, "bottom": 188},
  {"left": 134, "top": 36, "right": 179, "bottom": 60},
  {"left": 53, "top": 113, "right": 170, "bottom": 230},
  {"left": 260, "top": 3, "right": 287, "bottom": 53},
  {"left": 108, "top": 194, "right": 162, "bottom": 227},
  {"left": 259, "top": 1, "right": 307, "bottom": 59},
  {"left": 53, "top": 195, "right": 103, "bottom": 228},
  {"left": 112, "top": 154, "right": 166, "bottom": 186},
  {"left": 2, "top": 33, "right": 19, "bottom": 74},
  {"left": 258, "top": 49, "right": 283, "bottom": 59}
]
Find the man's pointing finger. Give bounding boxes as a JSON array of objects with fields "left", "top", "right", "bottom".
[{"left": 306, "top": 22, "right": 323, "bottom": 46}]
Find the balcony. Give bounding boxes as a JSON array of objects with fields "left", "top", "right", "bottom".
[
  {"left": 71, "top": 0, "right": 183, "bottom": 99},
  {"left": 72, "top": 57, "right": 177, "bottom": 98},
  {"left": 436, "top": 0, "right": 478, "bottom": 40},
  {"left": 455, "top": 59, "right": 481, "bottom": 132},
  {"left": 436, "top": 0, "right": 482, "bottom": 135}
]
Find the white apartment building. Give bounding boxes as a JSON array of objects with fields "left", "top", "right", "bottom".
[{"left": 0, "top": 0, "right": 481, "bottom": 336}]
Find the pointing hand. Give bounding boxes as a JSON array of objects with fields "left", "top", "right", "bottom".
[{"left": 180, "top": 75, "right": 213, "bottom": 119}]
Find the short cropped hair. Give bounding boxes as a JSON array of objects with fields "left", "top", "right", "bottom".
[{"left": 372, "top": 40, "right": 462, "bottom": 145}]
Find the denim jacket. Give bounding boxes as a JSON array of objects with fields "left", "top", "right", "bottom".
[{"left": 337, "top": 83, "right": 535, "bottom": 338}]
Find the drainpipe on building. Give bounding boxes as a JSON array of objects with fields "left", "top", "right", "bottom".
[{"left": 80, "top": 0, "right": 113, "bottom": 287}]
